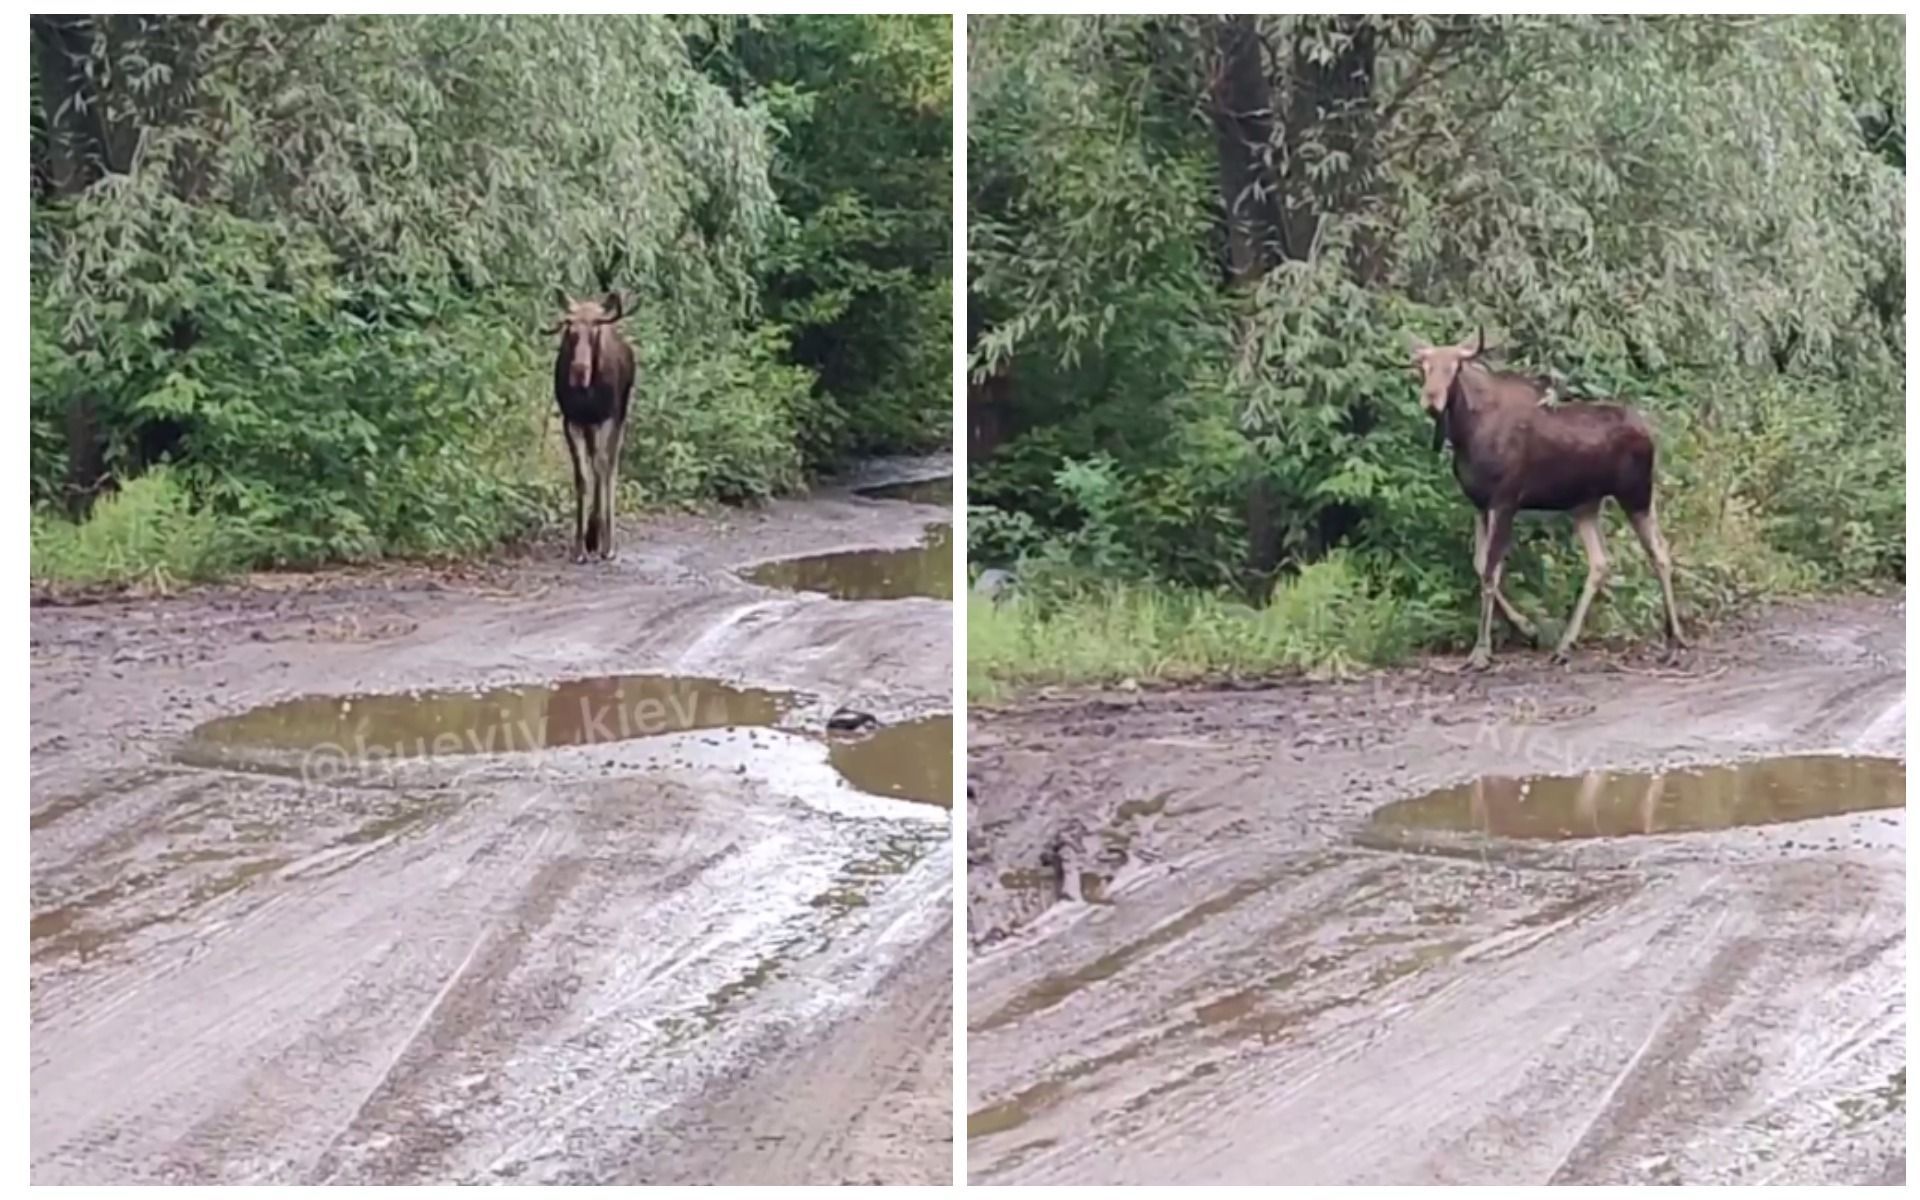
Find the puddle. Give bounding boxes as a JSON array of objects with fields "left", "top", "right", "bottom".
[
  {"left": 856, "top": 475, "right": 952, "bottom": 506},
  {"left": 183, "top": 674, "right": 796, "bottom": 768},
  {"left": 745, "top": 523, "right": 952, "bottom": 601},
  {"left": 1369, "top": 755, "right": 1905, "bottom": 842},
  {"left": 181, "top": 677, "right": 954, "bottom": 816},
  {"left": 829, "top": 715, "right": 952, "bottom": 808}
]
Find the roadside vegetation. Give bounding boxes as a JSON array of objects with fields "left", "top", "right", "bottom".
[
  {"left": 31, "top": 15, "right": 951, "bottom": 591},
  {"left": 968, "top": 15, "right": 1904, "bottom": 698}
]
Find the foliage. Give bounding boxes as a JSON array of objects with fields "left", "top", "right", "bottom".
[
  {"left": 699, "top": 15, "right": 954, "bottom": 463},
  {"left": 969, "top": 15, "right": 1904, "bottom": 694},
  {"left": 32, "top": 209, "right": 552, "bottom": 563},
  {"left": 30, "top": 15, "right": 950, "bottom": 582},
  {"left": 31, "top": 468, "right": 247, "bottom": 591},
  {"left": 969, "top": 554, "right": 1427, "bottom": 701},
  {"left": 626, "top": 323, "right": 815, "bottom": 505}
]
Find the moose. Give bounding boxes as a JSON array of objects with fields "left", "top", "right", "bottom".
[
  {"left": 545, "top": 290, "right": 635, "bottom": 563},
  {"left": 1410, "top": 328, "right": 1686, "bottom": 670}
]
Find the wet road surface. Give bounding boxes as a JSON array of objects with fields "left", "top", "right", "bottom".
[
  {"left": 967, "top": 596, "right": 1905, "bottom": 1185},
  {"left": 32, "top": 460, "right": 955, "bottom": 1184}
]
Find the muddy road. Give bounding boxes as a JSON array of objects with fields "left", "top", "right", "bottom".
[
  {"left": 968, "top": 597, "right": 1905, "bottom": 1185},
  {"left": 31, "top": 459, "right": 954, "bottom": 1185}
]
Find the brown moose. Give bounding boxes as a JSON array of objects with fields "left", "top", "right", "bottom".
[
  {"left": 546, "top": 291, "right": 635, "bottom": 563},
  {"left": 1411, "top": 328, "right": 1686, "bottom": 669}
]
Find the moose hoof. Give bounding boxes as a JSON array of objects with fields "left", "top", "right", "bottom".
[
  {"left": 571, "top": 549, "right": 590, "bottom": 565},
  {"left": 1464, "top": 649, "right": 1492, "bottom": 672},
  {"left": 1550, "top": 646, "right": 1573, "bottom": 667},
  {"left": 600, "top": 549, "right": 618, "bottom": 563}
]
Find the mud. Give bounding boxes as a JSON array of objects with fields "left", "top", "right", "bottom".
[
  {"left": 31, "top": 457, "right": 953, "bottom": 1185},
  {"left": 967, "top": 596, "right": 1905, "bottom": 1185}
]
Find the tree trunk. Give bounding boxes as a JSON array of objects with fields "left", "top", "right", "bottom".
[
  {"left": 1207, "top": 16, "right": 1280, "bottom": 286},
  {"left": 1205, "top": 18, "right": 1286, "bottom": 597},
  {"left": 967, "top": 368, "right": 1013, "bottom": 465},
  {"left": 1277, "top": 18, "right": 1380, "bottom": 274}
]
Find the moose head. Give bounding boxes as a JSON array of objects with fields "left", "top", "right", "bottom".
[
  {"left": 1408, "top": 326, "right": 1488, "bottom": 419},
  {"left": 546, "top": 289, "right": 628, "bottom": 391}
]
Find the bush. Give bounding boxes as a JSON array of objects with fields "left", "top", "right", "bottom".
[
  {"left": 630, "top": 324, "right": 816, "bottom": 505},
  {"left": 31, "top": 469, "right": 248, "bottom": 591},
  {"left": 969, "top": 553, "right": 1426, "bottom": 699},
  {"left": 30, "top": 15, "right": 952, "bottom": 582}
]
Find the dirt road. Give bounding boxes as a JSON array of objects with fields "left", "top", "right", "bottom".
[
  {"left": 967, "top": 596, "right": 1905, "bottom": 1185},
  {"left": 31, "top": 460, "right": 954, "bottom": 1184}
]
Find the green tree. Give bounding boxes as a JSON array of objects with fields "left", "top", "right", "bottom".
[
  {"left": 970, "top": 14, "right": 1903, "bottom": 662},
  {"left": 697, "top": 15, "right": 954, "bottom": 464},
  {"left": 31, "top": 15, "right": 950, "bottom": 582}
]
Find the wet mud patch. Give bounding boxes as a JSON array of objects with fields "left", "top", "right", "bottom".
[
  {"left": 1365, "top": 755, "right": 1904, "bottom": 845},
  {"left": 856, "top": 475, "right": 952, "bottom": 507},
  {"left": 179, "top": 674, "right": 797, "bottom": 774},
  {"left": 830, "top": 716, "right": 952, "bottom": 808},
  {"left": 32, "top": 779, "right": 465, "bottom": 966},
  {"left": 745, "top": 524, "right": 952, "bottom": 601}
]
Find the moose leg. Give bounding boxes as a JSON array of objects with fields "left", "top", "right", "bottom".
[
  {"left": 1553, "top": 502, "right": 1608, "bottom": 662},
  {"left": 1475, "top": 508, "right": 1539, "bottom": 642},
  {"left": 1467, "top": 505, "right": 1517, "bottom": 670},
  {"left": 1627, "top": 502, "right": 1688, "bottom": 651},
  {"left": 599, "top": 418, "right": 626, "bottom": 561},
  {"left": 563, "top": 422, "right": 588, "bottom": 564},
  {"left": 579, "top": 424, "right": 602, "bottom": 560}
]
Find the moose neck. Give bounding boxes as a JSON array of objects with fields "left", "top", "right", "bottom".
[{"left": 1444, "top": 362, "right": 1532, "bottom": 457}]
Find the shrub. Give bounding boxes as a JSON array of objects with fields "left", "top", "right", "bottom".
[{"left": 31, "top": 468, "right": 248, "bottom": 591}]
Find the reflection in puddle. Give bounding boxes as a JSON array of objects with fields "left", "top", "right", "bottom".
[
  {"left": 746, "top": 524, "right": 952, "bottom": 601},
  {"left": 856, "top": 475, "right": 952, "bottom": 506},
  {"left": 829, "top": 715, "right": 952, "bottom": 807},
  {"left": 185, "top": 674, "right": 795, "bottom": 763},
  {"left": 1370, "top": 755, "right": 1904, "bottom": 841}
]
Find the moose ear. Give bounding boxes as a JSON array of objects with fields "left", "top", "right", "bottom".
[
  {"left": 1457, "top": 326, "right": 1485, "bottom": 358},
  {"left": 1409, "top": 333, "right": 1431, "bottom": 363},
  {"left": 553, "top": 287, "right": 574, "bottom": 313},
  {"left": 598, "top": 291, "right": 625, "bottom": 324}
]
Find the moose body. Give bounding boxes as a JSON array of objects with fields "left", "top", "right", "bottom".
[
  {"left": 548, "top": 292, "right": 634, "bottom": 563},
  {"left": 1413, "top": 330, "right": 1686, "bottom": 669}
]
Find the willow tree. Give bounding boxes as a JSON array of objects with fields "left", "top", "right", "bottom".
[
  {"left": 32, "top": 15, "right": 789, "bottom": 556},
  {"left": 968, "top": 14, "right": 1903, "bottom": 601}
]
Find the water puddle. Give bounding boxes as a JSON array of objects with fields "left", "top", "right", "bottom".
[
  {"left": 745, "top": 523, "right": 952, "bottom": 601},
  {"left": 829, "top": 715, "right": 952, "bottom": 807},
  {"left": 180, "top": 678, "right": 953, "bottom": 819},
  {"left": 1368, "top": 755, "right": 1904, "bottom": 842},
  {"left": 856, "top": 475, "right": 952, "bottom": 506},
  {"left": 183, "top": 674, "right": 796, "bottom": 771}
]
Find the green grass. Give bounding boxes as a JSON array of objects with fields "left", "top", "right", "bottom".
[
  {"left": 31, "top": 469, "right": 248, "bottom": 593},
  {"left": 966, "top": 497, "right": 1870, "bottom": 703},
  {"left": 969, "top": 554, "right": 1427, "bottom": 702}
]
